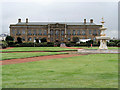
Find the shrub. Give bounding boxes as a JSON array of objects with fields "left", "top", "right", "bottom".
[
  {"left": 108, "top": 42, "right": 116, "bottom": 46},
  {"left": 0, "top": 41, "right": 8, "bottom": 49}
]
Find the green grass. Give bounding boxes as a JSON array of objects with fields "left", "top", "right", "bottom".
[
  {"left": 2, "top": 47, "right": 76, "bottom": 52},
  {"left": 2, "top": 54, "right": 118, "bottom": 88},
  {"left": 74, "top": 46, "right": 119, "bottom": 49},
  {"left": 1, "top": 52, "right": 68, "bottom": 60}
]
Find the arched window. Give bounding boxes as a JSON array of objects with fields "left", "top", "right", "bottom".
[
  {"left": 68, "top": 37, "right": 71, "bottom": 41},
  {"left": 28, "top": 37, "right": 32, "bottom": 41},
  {"left": 22, "top": 37, "right": 25, "bottom": 41},
  {"left": 67, "top": 30, "right": 71, "bottom": 35}
]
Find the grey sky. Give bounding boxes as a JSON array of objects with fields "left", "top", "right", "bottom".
[{"left": 1, "top": 1, "right": 118, "bottom": 38}]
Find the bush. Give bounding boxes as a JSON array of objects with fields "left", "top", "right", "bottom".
[
  {"left": 0, "top": 41, "right": 8, "bottom": 49},
  {"left": 9, "top": 42, "right": 55, "bottom": 47},
  {"left": 108, "top": 42, "right": 116, "bottom": 46}
]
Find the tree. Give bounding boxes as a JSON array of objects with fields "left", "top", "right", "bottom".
[
  {"left": 5, "top": 36, "right": 14, "bottom": 42},
  {"left": 41, "top": 38, "right": 47, "bottom": 43},
  {"left": 72, "top": 37, "right": 79, "bottom": 43},
  {"left": 35, "top": 39, "right": 39, "bottom": 43},
  {"left": 17, "top": 37, "right": 22, "bottom": 43}
]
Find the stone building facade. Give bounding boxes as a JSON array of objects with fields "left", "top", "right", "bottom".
[{"left": 10, "top": 18, "right": 102, "bottom": 43}]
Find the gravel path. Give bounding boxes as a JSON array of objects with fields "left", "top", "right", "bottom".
[{"left": 0, "top": 54, "right": 83, "bottom": 65}]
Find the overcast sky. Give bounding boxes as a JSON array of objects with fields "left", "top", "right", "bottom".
[{"left": 1, "top": 0, "right": 118, "bottom": 38}]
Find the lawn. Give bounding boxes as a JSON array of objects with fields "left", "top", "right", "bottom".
[
  {"left": 1, "top": 52, "right": 68, "bottom": 60},
  {"left": 2, "top": 47, "right": 76, "bottom": 52},
  {"left": 2, "top": 54, "right": 118, "bottom": 88},
  {"left": 74, "top": 46, "right": 119, "bottom": 50}
]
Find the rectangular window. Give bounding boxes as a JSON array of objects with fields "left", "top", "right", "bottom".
[
  {"left": 67, "top": 30, "right": 71, "bottom": 35},
  {"left": 43, "top": 30, "right": 47, "bottom": 35},
  {"left": 61, "top": 30, "right": 64, "bottom": 35},
  {"left": 93, "top": 30, "right": 97, "bottom": 35},
  {"left": 73, "top": 30, "right": 75, "bottom": 35},
  {"left": 22, "top": 30, "right": 25, "bottom": 34},
  {"left": 28, "top": 30, "right": 32, "bottom": 35},
  {"left": 12, "top": 30, "right": 15, "bottom": 35},
  {"left": 16, "top": 30, "right": 21, "bottom": 35},
  {"left": 39, "top": 30, "right": 42, "bottom": 35},
  {"left": 33, "top": 30, "right": 36, "bottom": 35},
  {"left": 77, "top": 30, "right": 80, "bottom": 35},
  {"left": 98, "top": 30, "right": 101, "bottom": 35},
  {"left": 82, "top": 30, "right": 86, "bottom": 35},
  {"left": 89, "top": 30, "right": 92, "bottom": 35},
  {"left": 50, "top": 30, "right": 53, "bottom": 35}
]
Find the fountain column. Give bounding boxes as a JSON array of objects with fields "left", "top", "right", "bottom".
[{"left": 96, "top": 18, "right": 110, "bottom": 49}]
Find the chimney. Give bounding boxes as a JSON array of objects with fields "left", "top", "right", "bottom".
[
  {"left": 84, "top": 19, "right": 86, "bottom": 24},
  {"left": 18, "top": 19, "right": 21, "bottom": 23},
  {"left": 26, "top": 18, "right": 28, "bottom": 23},
  {"left": 90, "top": 19, "right": 93, "bottom": 23}
]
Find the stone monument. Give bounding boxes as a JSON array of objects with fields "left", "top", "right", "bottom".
[{"left": 96, "top": 18, "right": 110, "bottom": 49}]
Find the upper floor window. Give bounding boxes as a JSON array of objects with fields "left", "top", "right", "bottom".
[
  {"left": 16, "top": 30, "right": 20, "bottom": 35},
  {"left": 98, "top": 30, "right": 101, "bottom": 35},
  {"left": 43, "top": 30, "right": 47, "bottom": 35},
  {"left": 56, "top": 30, "right": 59, "bottom": 35},
  {"left": 77, "top": 30, "right": 80, "bottom": 35},
  {"left": 33, "top": 30, "right": 36, "bottom": 35},
  {"left": 73, "top": 30, "right": 75, "bottom": 35},
  {"left": 93, "top": 30, "right": 97, "bottom": 35},
  {"left": 39, "top": 30, "right": 42, "bottom": 35},
  {"left": 28, "top": 30, "right": 32, "bottom": 35},
  {"left": 50, "top": 30, "right": 53, "bottom": 35},
  {"left": 61, "top": 30, "right": 64, "bottom": 35},
  {"left": 22, "top": 30, "right": 25, "bottom": 34},
  {"left": 12, "top": 30, "right": 15, "bottom": 35},
  {"left": 82, "top": 30, "right": 86, "bottom": 35},
  {"left": 89, "top": 30, "right": 92, "bottom": 35},
  {"left": 67, "top": 30, "right": 71, "bottom": 35}
]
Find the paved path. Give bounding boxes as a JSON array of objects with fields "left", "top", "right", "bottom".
[{"left": 0, "top": 54, "right": 83, "bottom": 65}]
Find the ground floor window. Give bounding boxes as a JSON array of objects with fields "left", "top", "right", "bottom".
[
  {"left": 28, "top": 37, "right": 32, "bottom": 41},
  {"left": 68, "top": 37, "right": 71, "bottom": 41},
  {"left": 22, "top": 37, "right": 25, "bottom": 41}
]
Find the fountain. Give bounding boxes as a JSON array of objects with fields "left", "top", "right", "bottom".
[{"left": 96, "top": 18, "right": 110, "bottom": 49}]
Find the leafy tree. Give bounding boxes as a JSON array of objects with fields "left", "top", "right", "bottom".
[
  {"left": 72, "top": 37, "right": 79, "bottom": 43},
  {"left": 17, "top": 37, "right": 22, "bottom": 43},
  {"left": 41, "top": 38, "right": 47, "bottom": 43},
  {"left": 35, "top": 39, "right": 39, "bottom": 43},
  {"left": 5, "top": 36, "right": 14, "bottom": 41}
]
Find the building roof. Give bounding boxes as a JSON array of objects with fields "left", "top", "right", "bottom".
[{"left": 11, "top": 21, "right": 100, "bottom": 25}]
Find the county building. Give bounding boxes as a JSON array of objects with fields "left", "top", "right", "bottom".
[{"left": 10, "top": 18, "right": 102, "bottom": 42}]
